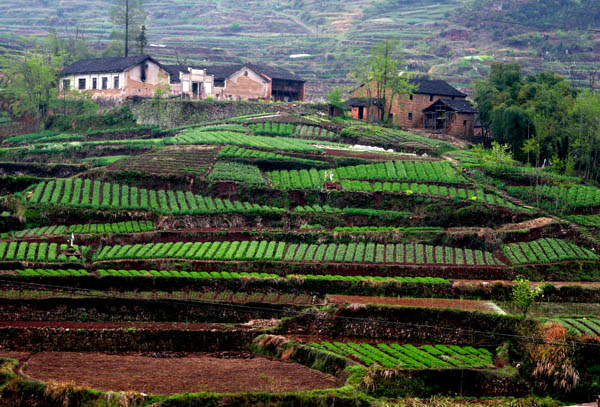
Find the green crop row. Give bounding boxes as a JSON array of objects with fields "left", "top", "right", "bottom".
[
  {"left": 268, "top": 160, "right": 465, "bottom": 190},
  {"left": 16, "top": 268, "right": 91, "bottom": 276},
  {"left": 507, "top": 185, "right": 600, "bottom": 209},
  {"left": 333, "top": 226, "right": 443, "bottom": 233},
  {"left": 92, "top": 240, "right": 501, "bottom": 266},
  {"left": 0, "top": 242, "right": 89, "bottom": 263},
  {"left": 295, "top": 125, "right": 337, "bottom": 140},
  {"left": 218, "top": 145, "right": 327, "bottom": 166},
  {"left": 311, "top": 341, "right": 493, "bottom": 369},
  {"left": 28, "top": 179, "right": 285, "bottom": 216},
  {"left": 207, "top": 161, "right": 266, "bottom": 185},
  {"left": 552, "top": 318, "right": 600, "bottom": 337},
  {"left": 339, "top": 181, "right": 518, "bottom": 209},
  {"left": 249, "top": 122, "right": 294, "bottom": 136},
  {"left": 335, "top": 160, "right": 465, "bottom": 183},
  {"left": 11, "top": 269, "right": 448, "bottom": 285},
  {"left": 12, "top": 221, "right": 154, "bottom": 238},
  {"left": 502, "top": 238, "right": 598, "bottom": 265},
  {"left": 166, "top": 129, "right": 318, "bottom": 152},
  {"left": 566, "top": 214, "right": 600, "bottom": 227}
]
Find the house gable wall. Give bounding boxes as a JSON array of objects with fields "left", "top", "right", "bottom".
[{"left": 214, "top": 68, "right": 269, "bottom": 100}]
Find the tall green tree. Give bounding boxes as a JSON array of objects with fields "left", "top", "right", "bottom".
[
  {"left": 569, "top": 91, "right": 600, "bottom": 182},
  {"left": 352, "top": 39, "right": 414, "bottom": 123},
  {"left": 110, "top": 0, "right": 146, "bottom": 57},
  {"left": 0, "top": 52, "right": 64, "bottom": 122}
]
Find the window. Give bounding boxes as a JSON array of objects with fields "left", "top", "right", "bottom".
[
  {"left": 78, "top": 78, "right": 86, "bottom": 90},
  {"left": 62, "top": 80, "right": 70, "bottom": 90},
  {"left": 409, "top": 94, "right": 413, "bottom": 100},
  {"left": 114, "top": 76, "right": 119, "bottom": 89},
  {"left": 408, "top": 112, "right": 413, "bottom": 121},
  {"left": 463, "top": 120, "right": 467, "bottom": 126},
  {"left": 429, "top": 95, "right": 433, "bottom": 102},
  {"left": 214, "top": 80, "right": 225, "bottom": 87},
  {"left": 244, "top": 71, "right": 248, "bottom": 76},
  {"left": 92, "top": 78, "right": 97, "bottom": 90},
  {"left": 102, "top": 77, "right": 108, "bottom": 90}
]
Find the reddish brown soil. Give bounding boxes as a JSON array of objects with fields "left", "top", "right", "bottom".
[
  {"left": 327, "top": 295, "right": 500, "bottom": 313},
  {"left": 0, "top": 321, "right": 243, "bottom": 331},
  {"left": 17, "top": 351, "right": 340, "bottom": 394}
]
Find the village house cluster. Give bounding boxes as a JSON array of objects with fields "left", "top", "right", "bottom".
[
  {"left": 59, "top": 55, "right": 306, "bottom": 103},
  {"left": 59, "top": 55, "right": 477, "bottom": 136}
]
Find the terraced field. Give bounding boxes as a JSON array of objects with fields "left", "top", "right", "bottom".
[{"left": 1, "top": 115, "right": 599, "bottom": 405}]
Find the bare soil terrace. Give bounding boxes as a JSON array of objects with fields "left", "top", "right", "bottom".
[
  {"left": 6, "top": 351, "right": 340, "bottom": 395},
  {"left": 326, "top": 295, "right": 503, "bottom": 313}
]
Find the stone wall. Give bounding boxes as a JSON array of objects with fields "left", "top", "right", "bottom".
[{"left": 125, "top": 99, "right": 328, "bottom": 128}]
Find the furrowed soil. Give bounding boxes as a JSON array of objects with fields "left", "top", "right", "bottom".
[
  {"left": 12, "top": 351, "right": 340, "bottom": 394},
  {"left": 327, "top": 295, "right": 502, "bottom": 313}
]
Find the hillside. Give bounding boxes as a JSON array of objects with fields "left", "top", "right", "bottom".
[{"left": 0, "top": 0, "right": 598, "bottom": 99}]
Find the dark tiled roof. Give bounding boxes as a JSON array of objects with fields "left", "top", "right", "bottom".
[
  {"left": 246, "top": 63, "right": 305, "bottom": 83},
  {"left": 423, "top": 98, "right": 477, "bottom": 113},
  {"left": 344, "top": 98, "right": 384, "bottom": 108},
  {"left": 204, "top": 65, "right": 249, "bottom": 82},
  {"left": 163, "top": 65, "right": 188, "bottom": 83},
  {"left": 410, "top": 78, "right": 466, "bottom": 97},
  {"left": 61, "top": 55, "right": 160, "bottom": 76},
  {"left": 204, "top": 63, "right": 304, "bottom": 83}
]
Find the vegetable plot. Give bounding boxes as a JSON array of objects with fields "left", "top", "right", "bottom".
[
  {"left": 502, "top": 238, "right": 598, "bottom": 265},
  {"left": 207, "top": 161, "right": 266, "bottom": 185},
  {"left": 268, "top": 160, "right": 466, "bottom": 189},
  {"left": 166, "top": 129, "right": 318, "bottom": 152},
  {"left": 92, "top": 240, "right": 503, "bottom": 266},
  {"left": 0, "top": 242, "right": 89, "bottom": 263},
  {"left": 552, "top": 318, "right": 600, "bottom": 337},
  {"left": 12, "top": 221, "right": 154, "bottom": 238},
  {"left": 218, "top": 145, "right": 327, "bottom": 166},
  {"left": 28, "top": 180, "right": 285, "bottom": 216},
  {"left": 309, "top": 342, "right": 494, "bottom": 369},
  {"left": 506, "top": 185, "right": 600, "bottom": 209}
]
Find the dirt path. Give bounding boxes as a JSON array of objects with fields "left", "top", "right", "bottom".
[{"left": 9, "top": 351, "right": 340, "bottom": 395}]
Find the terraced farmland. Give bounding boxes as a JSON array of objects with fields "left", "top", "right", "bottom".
[
  {"left": 310, "top": 342, "right": 494, "bottom": 369},
  {"left": 1, "top": 114, "right": 599, "bottom": 404}
]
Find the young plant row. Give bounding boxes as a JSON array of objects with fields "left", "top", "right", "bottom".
[
  {"left": 0, "top": 242, "right": 89, "bottom": 263},
  {"left": 566, "top": 214, "right": 600, "bottom": 228},
  {"left": 11, "top": 221, "right": 154, "bottom": 238},
  {"left": 92, "top": 240, "right": 502, "bottom": 267},
  {"left": 502, "top": 238, "right": 598, "bottom": 265},
  {"left": 166, "top": 129, "right": 318, "bottom": 152},
  {"left": 218, "top": 145, "right": 327, "bottom": 166},
  {"left": 335, "top": 160, "right": 466, "bottom": 184},
  {"left": 295, "top": 125, "right": 337, "bottom": 140},
  {"left": 207, "top": 161, "right": 267, "bottom": 185},
  {"left": 339, "top": 181, "right": 518, "bottom": 209},
  {"left": 267, "top": 160, "right": 466, "bottom": 191},
  {"left": 506, "top": 185, "right": 600, "bottom": 209},
  {"left": 294, "top": 205, "right": 411, "bottom": 220},
  {"left": 333, "top": 226, "right": 443, "bottom": 233},
  {"left": 28, "top": 179, "right": 285, "bottom": 215},
  {"left": 311, "top": 341, "right": 494, "bottom": 369},
  {"left": 11, "top": 269, "right": 449, "bottom": 285},
  {"left": 249, "top": 122, "right": 294, "bottom": 137},
  {"left": 552, "top": 318, "right": 600, "bottom": 337}
]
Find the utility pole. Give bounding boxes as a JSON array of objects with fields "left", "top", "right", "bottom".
[{"left": 125, "top": 0, "right": 129, "bottom": 57}]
